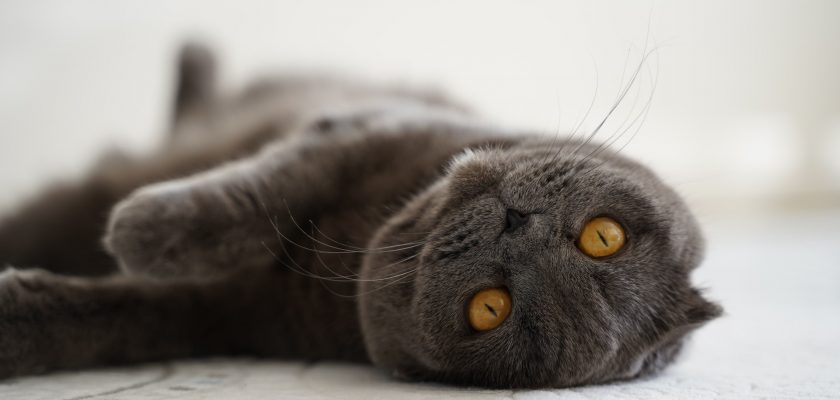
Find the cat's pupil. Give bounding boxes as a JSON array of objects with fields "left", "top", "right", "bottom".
[
  {"left": 485, "top": 303, "right": 497, "bottom": 317},
  {"left": 504, "top": 208, "right": 529, "bottom": 233},
  {"left": 597, "top": 230, "right": 609, "bottom": 246}
]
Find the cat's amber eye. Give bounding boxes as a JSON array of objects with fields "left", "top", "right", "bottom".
[
  {"left": 577, "top": 217, "right": 626, "bottom": 258},
  {"left": 468, "top": 287, "right": 512, "bottom": 332}
]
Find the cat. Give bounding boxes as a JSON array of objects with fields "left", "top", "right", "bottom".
[{"left": 0, "top": 43, "right": 721, "bottom": 388}]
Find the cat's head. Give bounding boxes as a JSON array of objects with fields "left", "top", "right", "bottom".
[{"left": 358, "top": 138, "right": 721, "bottom": 388}]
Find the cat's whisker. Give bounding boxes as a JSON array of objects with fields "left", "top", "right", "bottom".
[
  {"left": 544, "top": 63, "right": 600, "bottom": 168},
  {"left": 309, "top": 220, "right": 426, "bottom": 252},
  {"left": 262, "top": 240, "right": 419, "bottom": 284},
  {"left": 280, "top": 199, "right": 426, "bottom": 254},
  {"left": 569, "top": 52, "right": 648, "bottom": 167},
  {"left": 614, "top": 45, "right": 660, "bottom": 150},
  {"left": 535, "top": 88, "right": 567, "bottom": 167},
  {"left": 268, "top": 241, "right": 362, "bottom": 297},
  {"left": 283, "top": 200, "right": 357, "bottom": 253},
  {"left": 597, "top": 51, "right": 647, "bottom": 147},
  {"left": 261, "top": 198, "right": 369, "bottom": 257},
  {"left": 263, "top": 213, "right": 422, "bottom": 283},
  {"left": 615, "top": 46, "right": 635, "bottom": 100},
  {"left": 305, "top": 221, "right": 366, "bottom": 277},
  {"left": 576, "top": 47, "right": 659, "bottom": 171},
  {"left": 560, "top": 58, "right": 600, "bottom": 146},
  {"left": 266, "top": 210, "right": 424, "bottom": 256},
  {"left": 262, "top": 241, "right": 354, "bottom": 282},
  {"left": 267, "top": 214, "right": 354, "bottom": 256},
  {"left": 580, "top": 47, "right": 659, "bottom": 178},
  {"left": 309, "top": 225, "right": 365, "bottom": 280},
  {"left": 328, "top": 268, "right": 417, "bottom": 299},
  {"left": 307, "top": 224, "right": 424, "bottom": 283},
  {"left": 570, "top": 22, "right": 656, "bottom": 174}
]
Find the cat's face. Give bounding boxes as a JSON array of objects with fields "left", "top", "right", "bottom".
[{"left": 359, "top": 139, "right": 721, "bottom": 388}]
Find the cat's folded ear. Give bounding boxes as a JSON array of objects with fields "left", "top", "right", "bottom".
[
  {"left": 634, "top": 288, "right": 722, "bottom": 377},
  {"left": 683, "top": 288, "right": 723, "bottom": 326},
  {"left": 172, "top": 41, "right": 217, "bottom": 126},
  {"left": 660, "top": 288, "right": 722, "bottom": 346}
]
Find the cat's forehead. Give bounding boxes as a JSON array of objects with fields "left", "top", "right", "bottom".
[
  {"left": 441, "top": 141, "right": 674, "bottom": 229},
  {"left": 449, "top": 141, "right": 658, "bottom": 197}
]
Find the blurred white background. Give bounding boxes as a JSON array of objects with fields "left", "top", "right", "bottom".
[
  {"left": 1, "top": 0, "right": 838, "bottom": 219},
  {"left": 1, "top": 2, "right": 840, "bottom": 398}
]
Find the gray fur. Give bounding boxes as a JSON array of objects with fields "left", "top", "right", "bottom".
[{"left": 0, "top": 45, "right": 720, "bottom": 388}]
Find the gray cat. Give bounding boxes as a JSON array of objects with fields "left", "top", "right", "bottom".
[{"left": 0, "top": 44, "right": 720, "bottom": 388}]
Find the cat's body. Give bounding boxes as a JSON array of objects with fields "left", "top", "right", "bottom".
[{"left": 0, "top": 46, "right": 720, "bottom": 388}]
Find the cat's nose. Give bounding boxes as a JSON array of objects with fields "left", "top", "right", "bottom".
[{"left": 504, "top": 208, "right": 529, "bottom": 233}]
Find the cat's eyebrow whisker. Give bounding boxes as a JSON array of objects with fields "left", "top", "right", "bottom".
[
  {"left": 615, "top": 46, "right": 635, "bottom": 100},
  {"left": 576, "top": 46, "right": 659, "bottom": 172},
  {"left": 571, "top": 25, "right": 656, "bottom": 174},
  {"left": 595, "top": 53, "right": 647, "bottom": 149},
  {"left": 535, "top": 88, "right": 567, "bottom": 167},
  {"left": 580, "top": 48, "right": 659, "bottom": 178},
  {"left": 610, "top": 45, "right": 659, "bottom": 156},
  {"left": 543, "top": 63, "right": 600, "bottom": 168},
  {"left": 540, "top": 43, "right": 645, "bottom": 181},
  {"left": 569, "top": 50, "right": 649, "bottom": 168}
]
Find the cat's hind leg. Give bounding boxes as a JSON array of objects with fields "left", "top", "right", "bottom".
[{"left": 171, "top": 42, "right": 217, "bottom": 131}]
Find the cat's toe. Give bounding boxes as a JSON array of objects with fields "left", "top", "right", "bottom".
[
  {"left": 0, "top": 268, "right": 56, "bottom": 295},
  {"left": 1, "top": 269, "right": 47, "bottom": 293}
]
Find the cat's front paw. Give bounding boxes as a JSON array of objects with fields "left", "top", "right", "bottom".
[
  {"left": 0, "top": 268, "right": 51, "bottom": 298},
  {"left": 105, "top": 186, "right": 198, "bottom": 277}
]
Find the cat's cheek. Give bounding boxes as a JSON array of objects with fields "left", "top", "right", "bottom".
[{"left": 357, "top": 276, "right": 421, "bottom": 375}]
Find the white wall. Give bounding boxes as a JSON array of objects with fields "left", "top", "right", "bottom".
[{"left": 1, "top": 0, "right": 838, "bottom": 216}]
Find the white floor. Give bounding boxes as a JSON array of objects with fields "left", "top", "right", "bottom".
[{"left": 1, "top": 211, "right": 838, "bottom": 399}]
